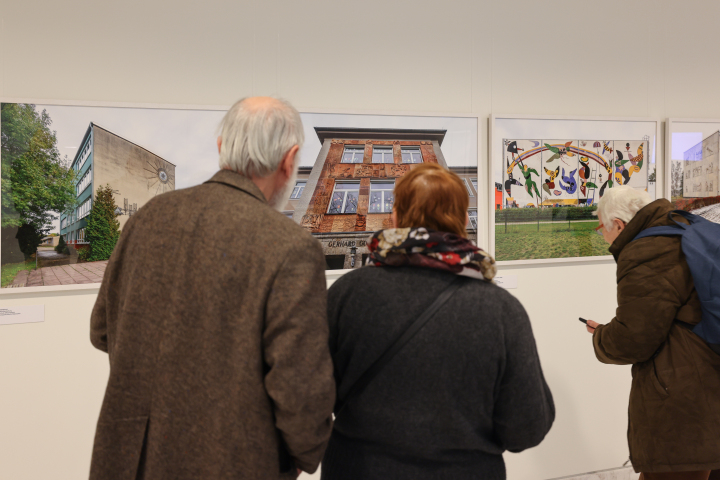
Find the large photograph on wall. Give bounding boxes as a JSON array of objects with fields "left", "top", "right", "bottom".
[
  {"left": 667, "top": 118, "right": 720, "bottom": 222},
  {"left": 0, "top": 102, "right": 478, "bottom": 290},
  {"left": 490, "top": 115, "right": 659, "bottom": 263}
]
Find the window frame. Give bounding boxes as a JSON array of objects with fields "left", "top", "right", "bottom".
[
  {"left": 468, "top": 209, "right": 478, "bottom": 230},
  {"left": 368, "top": 180, "right": 396, "bottom": 214},
  {"left": 327, "top": 181, "right": 361, "bottom": 214},
  {"left": 341, "top": 145, "right": 365, "bottom": 164},
  {"left": 372, "top": 145, "right": 394, "bottom": 164},
  {"left": 400, "top": 146, "right": 423, "bottom": 164},
  {"left": 464, "top": 178, "right": 475, "bottom": 197},
  {"left": 290, "top": 180, "right": 306, "bottom": 199}
]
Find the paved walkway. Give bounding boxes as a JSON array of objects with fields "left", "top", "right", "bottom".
[{"left": 9, "top": 261, "right": 108, "bottom": 288}]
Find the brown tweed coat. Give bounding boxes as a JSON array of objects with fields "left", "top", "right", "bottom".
[
  {"left": 89, "top": 170, "right": 335, "bottom": 480},
  {"left": 593, "top": 199, "right": 720, "bottom": 473}
]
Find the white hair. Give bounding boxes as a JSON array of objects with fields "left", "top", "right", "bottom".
[
  {"left": 218, "top": 97, "right": 304, "bottom": 177},
  {"left": 596, "top": 186, "right": 652, "bottom": 231}
]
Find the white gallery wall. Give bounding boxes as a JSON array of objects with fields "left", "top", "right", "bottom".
[{"left": 1, "top": 0, "right": 719, "bottom": 479}]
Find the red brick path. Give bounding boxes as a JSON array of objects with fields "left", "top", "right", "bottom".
[{"left": 8, "top": 261, "right": 108, "bottom": 288}]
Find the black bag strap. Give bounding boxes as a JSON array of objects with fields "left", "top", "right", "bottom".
[{"left": 336, "top": 276, "right": 466, "bottom": 417}]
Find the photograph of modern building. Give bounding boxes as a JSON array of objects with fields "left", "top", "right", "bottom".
[
  {"left": 683, "top": 131, "right": 719, "bottom": 198},
  {"left": 59, "top": 123, "right": 176, "bottom": 246},
  {"left": 291, "top": 127, "right": 478, "bottom": 270}
]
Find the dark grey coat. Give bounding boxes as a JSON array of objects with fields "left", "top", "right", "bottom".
[
  {"left": 322, "top": 266, "right": 555, "bottom": 480},
  {"left": 89, "top": 170, "right": 335, "bottom": 480}
]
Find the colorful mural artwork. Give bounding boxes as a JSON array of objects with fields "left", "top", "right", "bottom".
[
  {"left": 496, "top": 137, "right": 654, "bottom": 262},
  {"left": 502, "top": 139, "right": 649, "bottom": 208}
]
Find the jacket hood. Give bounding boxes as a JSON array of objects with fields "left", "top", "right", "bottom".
[{"left": 609, "top": 198, "right": 675, "bottom": 261}]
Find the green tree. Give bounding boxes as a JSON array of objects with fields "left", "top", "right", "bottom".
[
  {"left": 83, "top": 184, "right": 120, "bottom": 261},
  {"left": 1, "top": 103, "right": 76, "bottom": 262}
]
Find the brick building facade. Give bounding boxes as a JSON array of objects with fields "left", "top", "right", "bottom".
[{"left": 292, "top": 128, "right": 477, "bottom": 270}]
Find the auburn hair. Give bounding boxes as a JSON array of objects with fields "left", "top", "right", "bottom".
[{"left": 393, "top": 163, "right": 469, "bottom": 237}]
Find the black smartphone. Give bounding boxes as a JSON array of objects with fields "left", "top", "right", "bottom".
[{"left": 578, "top": 317, "right": 588, "bottom": 325}]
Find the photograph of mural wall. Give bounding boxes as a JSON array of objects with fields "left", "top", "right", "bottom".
[
  {"left": 497, "top": 137, "right": 653, "bottom": 261},
  {"left": 1, "top": 103, "right": 478, "bottom": 289},
  {"left": 669, "top": 126, "right": 720, "bottom": 222}
]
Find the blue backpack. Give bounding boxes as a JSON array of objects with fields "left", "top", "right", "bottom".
[{"left": 633, "top": 210, "right": 720, "bottom": 354}]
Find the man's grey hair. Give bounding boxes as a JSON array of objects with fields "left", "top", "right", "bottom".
[
  {"left": 596, "top": 185, "right": 652, "bottom": 231},
  {"left": 218, "top": 97, "right": 304, "bottom": 177}
]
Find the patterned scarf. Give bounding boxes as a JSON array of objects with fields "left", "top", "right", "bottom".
[{"left": 367, "top": 227, "right": 497, "bottom": 281}]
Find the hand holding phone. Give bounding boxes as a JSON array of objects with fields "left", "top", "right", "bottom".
[{"left": 580, "top": 317, "right": 600, "bottom": 333}]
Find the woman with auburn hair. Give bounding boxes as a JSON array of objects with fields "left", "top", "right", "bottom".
[{"left": 321, "top": 163, "right": 555, "bottom": 480}]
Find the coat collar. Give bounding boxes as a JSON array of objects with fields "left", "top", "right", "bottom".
[
  {"left": 608, "top": 198, "right": 674, "bottom": 261},
  {"left": 204, "top": 169, "right": 268, "bottom": 204}
]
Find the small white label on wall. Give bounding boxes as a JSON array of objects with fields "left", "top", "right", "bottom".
[
  {"left": 0, "top": 305, "right": 44, "bottom": 326},
  {"left": 495, "top": 275, "right": 518, "bottom": 289}
]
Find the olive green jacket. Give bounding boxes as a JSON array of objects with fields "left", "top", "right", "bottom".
[
  {"left": 89, "top": 170, "right": 335, "bottom": 480},
  {"left": 593, "top": 199, "right": 720, "bottom": 473}
]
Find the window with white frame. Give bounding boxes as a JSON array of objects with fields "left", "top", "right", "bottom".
[
  {"left": 77, "top": 228, "right": 86, "bottom": 243},
  {"left": 77, "top": 197, "right": 92, "bottom": 220},
  {"left": 341, "top": 146, "right": 365, "bottom": 164},
  {"left": 76, "top": 139, "right": 92, "bottom": 171},
  {"left": 401, "top": 146, "right": 423, "bottom": 164},
  {"left": 368, "top": 181, "right": 395, "bottom": 213},
  {"left": 327, "top": 182, "right": 360, "bottom": 214},
  {"left": 76, "top": 167, "right": 92, "bottom": 196},
  {"left": 468, "top": 210, "right": 477, "bottom": 230},
  {"left": 290, "top": 181, "right": 306, "bottom": 199},
  {"left": 372, "top": 146, "right": 394, "bottom": 164},
  {"left": 471, "top": 178, "right": 478, "bottom": 194},
  {"left": 60, "top": 218, "right": 67, "bottom": 230},
  {"left": 464, "top": 179, "right": 474, "bottom": 197}
]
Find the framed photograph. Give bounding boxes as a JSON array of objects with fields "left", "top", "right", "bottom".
[
  {"left": 489, "top": 114, "right": 661, "bottom": 265},
  {"left": 666, "top": 118, "right": 720, "bottom": 219},
  {"left": 1, "top": 100, "right": 480, "bottom": 292}
]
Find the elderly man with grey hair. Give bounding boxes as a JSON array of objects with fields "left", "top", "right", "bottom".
[
  {"left": 89, "top": 97, "right": 335, "bottom": 480},
  {"left": 586, "top": 187, "right": 720, "bottom": 480}
]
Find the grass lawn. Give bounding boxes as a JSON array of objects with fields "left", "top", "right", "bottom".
[
  {"left": 1, "top": 259, "right": 36, "bottom": 287},
  {"left": 495, "top": 221, "right": 610, "bottom": 261}
]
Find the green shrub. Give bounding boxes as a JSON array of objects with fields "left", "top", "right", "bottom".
[
  {"left": 55, "top": 235, "right": 67, "bottom": 253},
  {"left": 84, "top": 184, "right": 120, "bottom": 262},
  {"left": 495, "top": 205, "right": 598, "bottom": 223}
]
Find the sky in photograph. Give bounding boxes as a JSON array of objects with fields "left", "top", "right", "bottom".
[
  {"left": 9, "top": 103, "right": 478, "bottom": 232},
  {"left": 38, "top": 104, "right": 478, "bottom": 189}
]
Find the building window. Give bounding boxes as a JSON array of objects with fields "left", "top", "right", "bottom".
[
  {"left": 290, "top": 181, "right": 306, "bottom": 199},
  {"left": 464, "top": 179, "right": 475, "bottom": 197},
  {"left": 368, "top": 181, "right": 395, "bottom": 213},
  {"left": 372, "top": 146, "right": 394, "bottom": 164},
  {"left": 77, "top": 197, "right": 92, "bottom": 220},
  {"left": 76, "top": 167, "right": 92, "bottom": 196},
  {"left": 471, "top": 178, "right": 478, "bottom": 193},
  {"left": 327, "top": 182, "right": 360, "bottom": 214},
  {"left": 76, "top": 138, "right": 92, "bottom": 171},
  {"left": 60, "top": 218, "right": 67, "bottom": 230},
  {"left": 341, "top": 146, "right": 364, "bottom": 164},
  {"left": 283, "top": 211, "right": 294, "bottom": 219},
  {"left": 468, "top": 210, "right": 477, "bottom": 230},
  {"left": 401, "top": 146, "right": 423, "bottom": 164}
]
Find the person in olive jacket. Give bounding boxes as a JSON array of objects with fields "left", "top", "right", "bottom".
[{"left": 586, "top": 186, "right": 720, "bottom": 480}]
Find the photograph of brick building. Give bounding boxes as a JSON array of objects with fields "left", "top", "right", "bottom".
[{"left": 292, "top": 127, "right": 478, "bottom": 270}]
